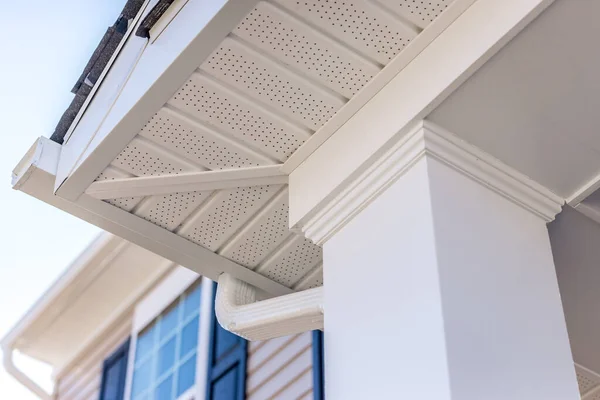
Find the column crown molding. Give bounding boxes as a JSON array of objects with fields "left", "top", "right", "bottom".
[{"left": 298, "top": 120, "right": 564, "bottom": 245}]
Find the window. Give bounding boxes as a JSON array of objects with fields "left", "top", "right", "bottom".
[
  {"left": 130, "top": 282, "right": 201, "bottom": 400},
  {"left": 100, "top": 338, "right": 131, "bottom": 400}
]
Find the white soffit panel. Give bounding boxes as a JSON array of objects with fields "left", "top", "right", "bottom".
[
  {"left": 83, "top": 0, "right": 461, "bottom": 291},
  {"left": 377, "top": 0, "right": 453, "bottom": 29},
  {"left": 577, "top": 364, "right": 600, "bottom": 398}
]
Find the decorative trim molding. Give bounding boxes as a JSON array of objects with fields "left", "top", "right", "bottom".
[{"left": 299, "top": 120, "right": 564, "bottom": 245}]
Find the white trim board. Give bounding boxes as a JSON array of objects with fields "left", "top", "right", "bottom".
[
  {"left": 14, "top": 137, "right": 292, "bottom": 297},
  {"left": 289, "top": 0, "right": 557, "bottom": 228},
  {"left": 55, "top": 0, "right": 262, "bottom": 201},
  {"left": 298, "top": 121, "right": 564, "bottom": 246},
  {"left": 86, "top": 165, "right": 287, "bottom": 199}
]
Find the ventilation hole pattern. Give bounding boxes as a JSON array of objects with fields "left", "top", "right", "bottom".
[
  {"left": 181, "top": 185, "right": 281, "bottom": 251},
  {"left": 577, "top": 368, "right": 600, "bottom": 396},
  {"left": 379, "top": 0, "right": 452, "bottom": 27},
  {"left": 170, "top": 75, "right": 308, "bottom": 161},
  {"left": 306, "top": 271, "right": 323, "bottom": 288},
  {"left": 96, "top": 170, "right": 143, "bottom": 211},
  {"left": 259, "top": 236, "right": 322, "bottom": 287},
  {"left": 140, "top": 110, "right": 264, "bottom": 169},
  {"left": 274, "top": 0, "right": 415, "bottom": 64},
  {"left": 135, "top": 191, "right": 210, "bottom": 231},
  {"left": 201, "top": 39, "right": 343, "bottom": 130},
  {"left": 589, "top": 390, "right": 600, "bottom": 400},
  {"left": 221, "top": 192, "right": 290, "bottom": 268},
  {"left": 234, "top": 3, "right": 377, "bottom": 98},
  {"left": 295, "top": 267, "right": 324, "bottom": 290},
  {"left": 112, "top": 139, "right": 192, "bottom": 176}
]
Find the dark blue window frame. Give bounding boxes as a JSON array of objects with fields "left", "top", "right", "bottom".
[
  {"left": 312, "top": 330, "right": 325, "bottom": 400},
  {"left": 99, "top": 338, "right": 130, "bottom": 400}
]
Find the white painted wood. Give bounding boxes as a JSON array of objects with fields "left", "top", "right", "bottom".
[
  {"left": 568, "top": 171, "right": 600, "bottom": 206},
  {"left": 86, "top": 165, "right": 287, "bottom": 199},
  {"left": 296, "top": 121, "right": 563, "bottom": 245},
  {"left": 322, "top": 154, "right": 578, "bottom": 399},
  {"left": 59, "top": 0, "right": 152, "bottom": 145},
  {"left": 13, "top": 137, "right": 293, "bottom": 296},
  {"left": 288, "top": 0, "right": 555, "bottom": 226},
  {"left": 281, "top": 0, "right": 476, "bottom": 174},
  {"left": 149, "top": 0, "right": 191, "bottom": 44},
  {"left": 56, "top": 0, "right": 262, "bottom": 200}
]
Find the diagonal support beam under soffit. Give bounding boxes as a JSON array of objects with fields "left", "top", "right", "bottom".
[{"left": 85, "top": 165, "right": 288, "bottom": 199}]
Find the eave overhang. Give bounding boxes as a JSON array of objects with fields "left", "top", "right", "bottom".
[{"left": 13, "top": 0, "right": 485, "bottom": 297}]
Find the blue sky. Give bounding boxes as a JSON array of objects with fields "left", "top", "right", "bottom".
[{"left": 0, "top": 0, "right": 126, "bottom": 397}]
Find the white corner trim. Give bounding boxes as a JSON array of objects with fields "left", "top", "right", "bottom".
[
  {"left": 215, "top": 273, "right": 323, "bottom": 341},
  {"left": 85, "top": 165, "right": 287, "bottom": 199},
  {"left": 299, "top": 120, "right": 564, "bottom": 245},
  {"left": 567, "top": 172, "right": 600, "bottom": 206},
  {"left": 12, "top": 137, "right": 61, "bottom": 191}
]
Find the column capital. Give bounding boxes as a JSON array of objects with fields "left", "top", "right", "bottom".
[{"left": 297, "top": 121, "right": 563, "bottom": 245}]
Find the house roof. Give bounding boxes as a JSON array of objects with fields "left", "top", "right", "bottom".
[
  {"left": 38, "top": 0, "right": 472, "bottom": 297},
  {"left": 50, "top": 0, "right": 144, "bottom": 144},
  {"left": 1, "top": 233, "right": 172, "bottom": 374}
]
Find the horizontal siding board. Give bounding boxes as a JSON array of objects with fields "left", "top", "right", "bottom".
[
  {"left": 58, "top": 315, "right": 131, "bottom": 389},
  {"left": 274, "top": 367, "right": 312, "bottom": 400},
  {"left": 56, "top": 313, "right": 132, "bottom": 400},
  {"left": 247, "top": 334, "right": 299, "bottom": 373},
  {"left": 246, "top": 332, "right": 311, "bottom": 393},
  {"left": 248, "top": 347, "right": 312, "bottom": 400},
  {"left": 299, "top": 389, "right": 314, "bottom": 400},
  {"left": 246, "top": 330, "right": 315, "bottom": 400}
]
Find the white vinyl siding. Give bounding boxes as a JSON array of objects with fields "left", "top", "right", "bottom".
[
  {"left": 246, "top": 332, "right": 314, "bottom": 400},
  {"left": 55, "top": 312, "right": 132, "bottom": 400}
]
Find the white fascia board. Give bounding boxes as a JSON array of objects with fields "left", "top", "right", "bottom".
[
  {"left": 55, "top": 0, "right": 261, "bottom": 201},
  {"left": 14, "top": 137, "right": 292, "bottom": 297},
  {"left": 288, "top": 0, "right": 556, "bottom": 228},
  {"left": 85, "top": 165, "right": 287, "bottom": 199},
  {"left": 1, "top": 232, "right": 119, "bottom": 351}
]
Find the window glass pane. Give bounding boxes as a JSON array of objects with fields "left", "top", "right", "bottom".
[
  {"left": 132, "top": 359, "right": 152, "bottom": 397},
  {"left": 179, "top": 316, "right": 199, "bottom": 358},
  {"left": 159, "top": 303, "right": 179, "bottom": 340},
  {"left": 157, "top": 337, "right": 176, "bottom": 377},
  {"left": 135, "top": 324, "right": 156, "bottom": 362},
  {"left": 177, "top": 354, "right": 197, "bottom": 396},
  {"left": 131, "top": 281, "right": 201, "bottom": 398},
  {"left": 183, "top": 285, "right": 201, "bottom": 318},
  {"left": 154, "top": 374, "right": 173, "bottom": 400}
]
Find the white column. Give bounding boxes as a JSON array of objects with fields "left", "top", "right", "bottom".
[{"left": 296, "top": 122, "right": 578, "bottom": 399}]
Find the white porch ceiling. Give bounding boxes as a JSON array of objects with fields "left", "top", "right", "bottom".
[
  {"left": 428, "top": 0, "right": 600, "bottom": 200},
  {"left": 87, "top": 0, "right": 459, "bottom": 291}
]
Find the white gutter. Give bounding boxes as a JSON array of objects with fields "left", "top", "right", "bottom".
[
  {"left": 2, "top": 345, "right": 52, "bottom": 400},
  {"left": 215, "top": 273, "right": 324, "bottom": 341}
]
